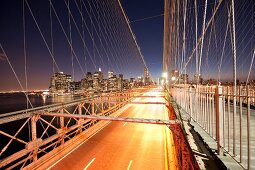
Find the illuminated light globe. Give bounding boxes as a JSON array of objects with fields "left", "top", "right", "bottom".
[{"left": 162, "top": 72, "right": 167, "bottom": 78}]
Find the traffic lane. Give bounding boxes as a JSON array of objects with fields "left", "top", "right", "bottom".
[
  {"left": 49, "top": 104, "right": 140, "bottom": 170},
  {"left": 87, "top": 124, "right": 165, "bottom": 170},
  {"left": 51, "top": 93, "right": 168, "bottom": 170},
  {"left": 133, "top": 89, "right": 165, "bottom": 104}
]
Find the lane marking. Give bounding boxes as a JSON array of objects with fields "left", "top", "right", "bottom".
[
  {"left": 47, "top": 104, "right": 131, "bottom": 169},
  {"left": 123, "top": 122, "right": 127, "bottom": 126},
  {"left": 83, "top": 158, "right": 95, "bottom": 170},
  {"left": 127, "top": 160, "right": 133, "bottom": 170},
  {"left": 46, "top": 127, "right": 101, "bottom": 170}
]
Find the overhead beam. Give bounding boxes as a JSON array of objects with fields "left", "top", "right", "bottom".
[
  {"left": 133, "top": 95, "right": 165, "bottom": 98},
  {"left": 129, "top": 102, "right": 166, "bottom": 105},
  {"left": 40, "top": 113, "right": 178, "bottom": 125}
]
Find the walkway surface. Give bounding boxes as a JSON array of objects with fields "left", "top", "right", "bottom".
[{"left": 47, "top": 89, "right": 178, "bottom": 170}]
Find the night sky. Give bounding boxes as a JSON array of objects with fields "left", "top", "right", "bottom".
[
  {"left": 0, "top": 0, "right": 254, "bottom": 91},
  {"left": 0, "top": 0, "right": 164, "bottom": 91}
]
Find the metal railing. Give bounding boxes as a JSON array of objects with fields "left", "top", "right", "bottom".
[
  {"left": 170, "top": 85, "right": 255, "bottom": 170},
  {"left": 0, "top": 90, "right": 140, "bottom": 169}
]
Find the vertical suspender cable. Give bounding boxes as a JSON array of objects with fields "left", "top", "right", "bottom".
[
  {"left": 23, "top": 0, "right": 32, "bottom": 152},
  {"left": 163, "top": 0, "right": 169, "bottom": 73},
  {"left": 23, "top": 0, "right": 28, "bottom": 110},
  {"left": 181, "top": 0, "right": 187, "bottom": 83},
  {"left": 50, "top": 0, "right": 55, "bottom": 75},
  {"left": 230, "top": 0, "right": 237, "bottom": 157},
  {"left": 80, "top": 0, "right": 87, "bottom": 73},
  {"left": 176, "top": 0, "right": 180, "bottom": 70},
  {"left": 68, "top": 0, "right": 74, "bottom": 81},
  {"left": 198, "top": 0, "right": 208, "bottom": 75},
  {"left": 194, "top": 0, "right": 198, "bottom": 83}
]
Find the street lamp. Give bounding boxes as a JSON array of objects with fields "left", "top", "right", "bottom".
[
  {"left": 162, "top": 72, "right": 168, "bottom": 89},
  {"left": 162, "top": 72, "right": 167, "bottom": 79}
]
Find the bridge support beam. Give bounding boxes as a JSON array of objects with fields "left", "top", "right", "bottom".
[
  {"left": 91, "top": 102, "right": 95, "bottom": 115},
  {"left": 215, "top": 85, "right": 223, "bottom": 155},
  {"left": 189, "top": 87, "right": 195, "bottom": 118},
  {"left": 60, "top": 109, "right": 65, "bottom": 145},
  {"left": 31, "top": 115, "right": 39, "bottom": 162},
  {"left": 40, "top": 113, "right": 178, "bottom": 125},
  {"left": 78, "top": 104, "right": 83, "bottom": 133},
  {"left": 101, "top": 95, "right": 104, "bottom": 112},
  {"left": 166, "top": 103, "right": 200, "bottom": 169}
]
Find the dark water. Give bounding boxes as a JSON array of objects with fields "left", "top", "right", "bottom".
[
  {"left": 0, "top": 93, "right": 84, "bottom": 168},
  {"left": 0, "top": 92, "right": 82, "bottom": 114}
]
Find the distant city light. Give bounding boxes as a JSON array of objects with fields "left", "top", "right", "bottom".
[
  {"left": 42, "top": 91, "right": 49, "bottom": 95},
  {"left": 162, "top": 72, "right": 167, "bottom": 78},
  {"left": 161, "top": 80, "right": 164, "bottom": 86}
]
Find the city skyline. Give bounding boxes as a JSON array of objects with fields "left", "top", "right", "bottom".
[
  {"left": 49, "top": 67, "right": 152, "bottom": 94},
  {"left": 0, "top": 0, "right": 151, "bottom": 91}
]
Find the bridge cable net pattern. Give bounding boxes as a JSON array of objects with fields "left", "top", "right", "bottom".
[
  {"left": 0, "top": 0, "right": 150, "bottom": 98},
  {"left": 163, "top": 0, "right": 255, "bottom": 169},
  {"left": 0, "top": 0, "right": 155, "bottom": 168}
]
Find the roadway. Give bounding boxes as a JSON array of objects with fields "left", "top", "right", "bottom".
[{"left": 48, "top": 89, "right": 178, "bottom": 170}]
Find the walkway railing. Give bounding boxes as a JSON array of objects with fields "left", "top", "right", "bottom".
[
  {"left": 0, "top": 90, "right": 138, "bottom": 169},
  {"left": 170, "top": 84, "right": 255, "bottom": 169}
]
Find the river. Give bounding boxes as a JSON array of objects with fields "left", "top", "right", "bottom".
[{"left": 0, "top": 92, "right": 82, "bottom": 114}]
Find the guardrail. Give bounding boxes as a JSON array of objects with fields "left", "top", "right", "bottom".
[
  {"left": 0, "top": 90, "right": 139, "bottom": 169},
  {"left": 170, "top": 85, "right": 255, "bottom": 170}
]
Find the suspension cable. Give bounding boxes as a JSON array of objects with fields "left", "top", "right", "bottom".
[
  {"left": 49, "top": 0, "right": 55, "bottom": 75},
  {"left": 67, "top": 0, "right": 74, "bottom": 81},
  {"left": 23, "top": 0, "right": 29, "bottom": 110},
  {"left": 218, "top": 15, "right": 230, "bottom": 82},
  {"left": 245, "top": 49, "right": 255, "bottom": 86},
  {"left": 198, "top": 0, "right": 208, "bottom": 75},
  {"left": 117, "top": 0, "right": 149, "bottom": 73},
  {"left": 0, "top": 44, "right": 33, "bottom": 107},
  {"left": 184, "top": 0, "right": 223, "bottom": 70}
]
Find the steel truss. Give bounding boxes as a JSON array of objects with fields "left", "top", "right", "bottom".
[{"left": 0, "top": 90, "right": 136, "bottom": 169}]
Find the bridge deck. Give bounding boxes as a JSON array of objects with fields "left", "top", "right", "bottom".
[{"left": 44, "top": 89, "right": 178, "bottom": 170}]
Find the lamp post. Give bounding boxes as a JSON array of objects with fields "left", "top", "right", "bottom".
[{"left": 162, "top": 72, "right": 168, "bottom": 89}]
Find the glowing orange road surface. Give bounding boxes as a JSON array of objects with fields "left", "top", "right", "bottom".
[{"left": 48, "top": 89, "right": 178, "bottom": 170}]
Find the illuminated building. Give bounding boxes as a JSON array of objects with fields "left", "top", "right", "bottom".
[
  {"left": 144, "top": 66, "right": 150, "bottom": 85},
  {"left": 49, "top": 72, "right": 72, "bottom": 94},
  {"left": 117, "top": 74, "right": 124, "bottom": 91},
  {"left": 70, "top": 81, "right": 81, "bottom": 92},
  {"left": 136, "top": 76, "right": 143, "bottom": 86},
  {"left": 108, "top": 74, "right": 118, "bottom": 91},
  {"left": 108, "top": 70, "right": 114, "bottom": 79},
  {"left": 180, "top": 74, "right": 189, "bottom": 84},
  {"left": 93, "top": 68, "right": 104, "bottom": 91},
  {"left": 129, "top": 78, "right": 135, "bottom": 88},
  {"left": 85, "top": 72, "right": 93, "bottom": 91},
  {"left": 49, "top": 69, "right": 134, "bottom": 94}
]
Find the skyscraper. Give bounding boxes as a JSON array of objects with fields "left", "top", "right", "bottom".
[
  {"left": 144, "top": 66, "right": 150, "bottom": 85},
  {"left": 108, "top": 70, "right": 114, "bottom": 79},
  {"left": 49, "top": 72, "right": 72, "bottom": 93}
]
